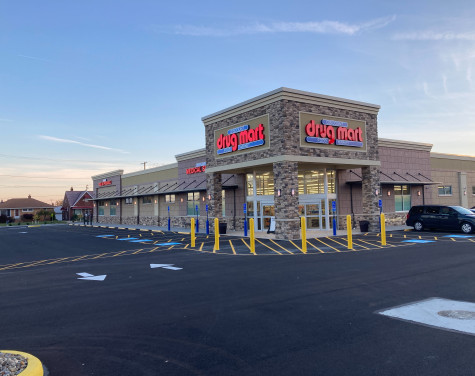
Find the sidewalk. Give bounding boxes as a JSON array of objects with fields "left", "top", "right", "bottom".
[{"left": 76, "top": 222, "right": 412, "bottom": 238}]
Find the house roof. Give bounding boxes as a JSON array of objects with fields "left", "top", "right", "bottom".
[
  {"left": 0, "top": 197, "right": 54, "bottom": 209},
  {"left": 63, "top": 190, "right": 94, "bottom": 209}
]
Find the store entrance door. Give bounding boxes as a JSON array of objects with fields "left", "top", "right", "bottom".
[
  {"left": 299, "top": 201, "right": 323, "bottom": 230},
  {"left": 260, "top": 203, "right": 275, "bottom": 232}
]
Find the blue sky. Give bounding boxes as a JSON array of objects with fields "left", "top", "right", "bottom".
[{"left": 1, "top": 0, "right": 475, "bottom": 202}]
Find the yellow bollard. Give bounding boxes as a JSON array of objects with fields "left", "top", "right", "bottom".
[
  {"left": 381, "top": 213, "right": 386, "bottom": 246},
  {"left": 249, "top": 218, "right": 256, "bottom": 254},
  {"left": 191, "top": 218, "right": 195, "bottom": 248},
  {"left": 214, "top": 217, "right": 220, "bottom": 251},
  {"left": 346, "top": 215, "right": 353, "bottom": 250},
  {"left": 301, "top": 217, "right": 307, "bottom": 253}
]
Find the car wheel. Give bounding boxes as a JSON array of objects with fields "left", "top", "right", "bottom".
[
  {"left": 414, "top": 221, "right": 423, "bottom": 231},
  {"left": 461, "top": 222, "right": 473, "bottom": 234}
]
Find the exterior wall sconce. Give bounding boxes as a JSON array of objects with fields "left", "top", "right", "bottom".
[
  {"left": 417, "top": 191, "right": 421, "bottom": 196},
  {"left": 202, "top": 196, "right": 205, "bottom": 201},
  {"left": 181, "top": 198, "right": 184, "bottom": 202},
  {"left": 93, "top": 203, "right": 96, "bottom": 207},
  {"left": 154, "top": 199, "right": 157, "bottom": 204},
  {"left": 105, "top": 203, "right": 108, "bottom": 206},
  {"left": 277, "top": 189, "right": 281, "bottom": 197},
  {"left": 464, "top": 188, "right": 467, "bottom": 196},
  {"left": 387, "top": 191, "right": 391, "bottom": 196},
  {"left": 117, "top": 201, "right": 120, "bottom": 206},
  {"left": 375, "top": 189, "right": 379, "bottom": 196},
  {"left": 291, "top": 188, "right": 295, "bottom": 196},
  {"left": 134, "top": 201, "right": 137, "bottom": 205},
  {"left": 208, "top": 194, "right": 211, "bottom": 200}
]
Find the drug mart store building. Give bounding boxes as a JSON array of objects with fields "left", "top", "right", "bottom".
[{"left": 92, "top": 88, "right": 475, "bottom": 240}]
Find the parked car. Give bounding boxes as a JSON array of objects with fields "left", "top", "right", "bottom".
[{"left": 406, "top": 205, "right": 475, "bottom": 233}]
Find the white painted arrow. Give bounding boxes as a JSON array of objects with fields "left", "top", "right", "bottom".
[
  {"left": 150, "top": 264, "right": 183, "bottom": 271},
  {"left": 77, "top": 272, "right": 107, "bottom": 281}
]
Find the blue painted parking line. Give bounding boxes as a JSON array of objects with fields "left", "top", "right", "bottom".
[
  {"left": 157, "top": 242, "right": 181, "bottom": 246},
  {"left": 402, "top": 240, "right": 436, "bottom": 243},
  {"left": 129, "top": 239, "right": 153, "bottom": 243},
  {"left": 96, "top": 235, "right": 114, "bottom": 237},
  {"left": 116, "top": 238, "right": 139, "bottom": 241},
  {"left": 442, "top": 235, "right": 473, "bottom": 238}
]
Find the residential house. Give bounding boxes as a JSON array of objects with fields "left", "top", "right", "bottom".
[
  {"left": 61, "top": 188, "right": 94, "bottom": 220},
  {"left": 0, "top": 195, "right": 55, "bottom": 221}
]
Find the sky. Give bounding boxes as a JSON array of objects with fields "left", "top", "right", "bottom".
[{"left": 1, "top": 0, "right": 475, "bottom": 203}]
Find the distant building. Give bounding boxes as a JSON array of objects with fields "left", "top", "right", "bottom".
[
  {"left": 0, "top": 195, "right": 54, "bottom": 220},
  {"left": 61, "top": 188, "right": 94, "bottom": 220}
]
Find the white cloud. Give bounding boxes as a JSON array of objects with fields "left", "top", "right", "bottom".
[
  {"left": 393, "top": 31, "right": 475, "bottom": 41},
  {"left": 170, "top": 16, "right": 396, "bottom": 37},
  {"left": 38, "top": 135, "right": 129, "bottom": 154}
]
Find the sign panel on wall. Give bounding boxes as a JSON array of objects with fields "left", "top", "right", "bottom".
[
  {"left": 214, "top": 114, "right": 270, "bottom": 157},
  {"left": 299, "top": 112, "right": 367, "bottom": 152}
]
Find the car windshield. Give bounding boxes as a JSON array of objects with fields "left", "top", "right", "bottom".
[{"left": 451, "top": 206, "right": 474, "bottom": 215}]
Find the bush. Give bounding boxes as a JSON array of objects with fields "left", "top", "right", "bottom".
[
  {"left": 0, "top": 214, "right": 7, "bottom": 223},
  {"left": 22, "top": 213, "right": 33, "bottom": 221}
]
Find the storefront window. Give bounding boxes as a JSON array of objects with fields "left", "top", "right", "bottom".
[
  {"left": 165, "top": 194, "right": 175, "bottom": 203},
  {"left": 110, "top": 200, "right": 117, "bottom": 216},
  {"left": 222, "top": 189, "right": 226, "bottom": 217},
  {"left": 394, "top": 185, "right": 411, "bottom": 211},
  {"left": 255, "top": 172, "right": 274, "bottom": 196},
  {"left": 438, "top": 186, "right": 452, "bottom": 196},
  {"left": 187, "top": 192, "right": 200, "bottom": 216},
  {"left": 327, "top": 170, "right": 336, "bottom": 194},
  {"left": 298, "top": 170, "right": 325, "bottom": 194},
  {"left": 98, "top": 201, "right": 105, "bottom": 216},
  {"left": 246, "top": 174, "right": 254, "bottom": 196},
  {"left": 142, "top": 196, "right": 152, "bottom": 204}
]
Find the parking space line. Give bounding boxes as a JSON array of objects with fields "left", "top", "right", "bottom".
[
  {"left": 241, "top": 239, "right": 253, "bottom": 253},
  {"left": 347, "top": 240, "right": 370, "bottom": 250},
  {"left": 326, "top": 237, "right": 357, "bottom": 251},
  {"left": 132, "top": 248, "right": 146, "bottom": 254},
  {"left": 269, "top": 239, "right": 294, "bottom": 254},
  {"left": 289, "top": 240, "right": 304, "bottom": 254},
  {"left": 229, "top": 240, "right": 237, "bottom": 255},
  {"left": 256, "top": 239, "right": 282, "bottom": 255},
  {"left": 314, "top": 238, "right": 341, "bottom": 252},
  {"left": 71, "top": 255, "right": 88, "bottom": 262},
  {"left": 199, "top": 242, "right": 204, "bottom": 251},
  {"left": 112, "top": 251, "right": 127, "bottom": 257},
  {"left": 355, "top": 238, "right": 385, "bottom": 248},
  {"left": 0, "top": 262, "right": 25, "bottom": 271},
  {"left": 305, "top": 239, "right": 324, "bottom": 253},
  {"left": 92, "top": 253, "right": 108, "bottom": 259}
]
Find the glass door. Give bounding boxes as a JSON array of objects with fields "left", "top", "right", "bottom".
[
  {"left": 298, "top": 202, "right": 322, "bottom": 229},
  {"left": 261, "top": 203, "right": 275, "bottom": 232}
]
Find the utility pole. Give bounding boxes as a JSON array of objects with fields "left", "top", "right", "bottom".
[{"left": 141, "top": 162, "right": 148, "bottom": 170}]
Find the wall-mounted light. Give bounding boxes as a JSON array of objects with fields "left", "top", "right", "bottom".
[
  {"left": 93, "top": 203, "right": 96, "bottom": 207},
  {"left": 181, "top": 198, "right": 184, "bottom": 202},
  {"left": 464, "top": 188, "right": 467, "bottom": 196},
  {"left": 375, "top": 189, "right": 379, "bottom": 196},
  {"left": 387, "top": 191, "right": 391, "bottom": 196},
  {"left": 291, "top": 188, "right": 295, "bottom": 196},
  {"left": 208, "top": 194, "right": 211, "bottom": 200},
  {"left": 134, "top": 201, "right": 137, "bottom": 205},
  {"left": 105, "top": 203, "right": 108, "bottom": 206},
  {"left": 417, "top": 191, "right": 421, "bottom": 196},
  {"left": 154, "top": 199, "right": 157, "bottom": 204},
  {"left": 116, "top": 201, "right": 120, "bottom": 206},
  {"left": 202, "top": 196, "right": 205, "bottom": 201},
  {"left": 277, "top": 189, "right": 281, "bottom": 197}
]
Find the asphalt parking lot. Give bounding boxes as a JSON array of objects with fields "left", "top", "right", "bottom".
[{"left": 2, "top": 224, "right": 475, "bottom": 375}]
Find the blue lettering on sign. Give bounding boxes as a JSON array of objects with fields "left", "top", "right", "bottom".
[
  {"left": 195, "top": 162, "right": 206, "bottom": 167},
  {"left": 335, "top": 140, "right": 363, "bottom": 148},
  {"left": 217, "top": 146, "right": 233, "bottom": 155},
  {"left": 227, "top": 124, "right": 249, "bottom": 135},
  {"left": 237, "top": 139, "right": 265, "bottom": 151},
  {"left": 305, "top": 137, "right": 329, "bottom": 144},
  {"left": 322, "top": 119, "right": 348, "bottom": 128}
]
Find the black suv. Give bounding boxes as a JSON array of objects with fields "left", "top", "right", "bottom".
[{"left": 406, "top": 205, "right": 475, "bottom": 233}]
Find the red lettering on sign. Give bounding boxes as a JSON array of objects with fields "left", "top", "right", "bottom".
[
  {"left": 305, "top": 119, "right": 363, "bottom": 145},
  {"left": 186, "top": 166, "right": 206, "bottom": 175},
  {"left": 99, "top": 181, "right": 112, "bottom": 187}
]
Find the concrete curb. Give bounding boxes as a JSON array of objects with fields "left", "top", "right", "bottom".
[{"left": 1, "top": 350, "right": 43, "bottom": 376}]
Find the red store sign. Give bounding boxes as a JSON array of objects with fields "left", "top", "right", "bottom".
[
  {"left": 99, "top": 180, "right": 112, "bottom": 187},
  {"left": 186, "top": 166, "right": 206, "bottom": 175}
]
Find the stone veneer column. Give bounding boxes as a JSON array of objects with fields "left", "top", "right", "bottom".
[
  {"left": 207, "top": 172, "right": 222, "bottom": 230},
  {"left": 361, "top": 166, "right": 381, "bottom": 231},
  {"left": 273, "top": 161, "right": 300, "bottom": 240}
]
